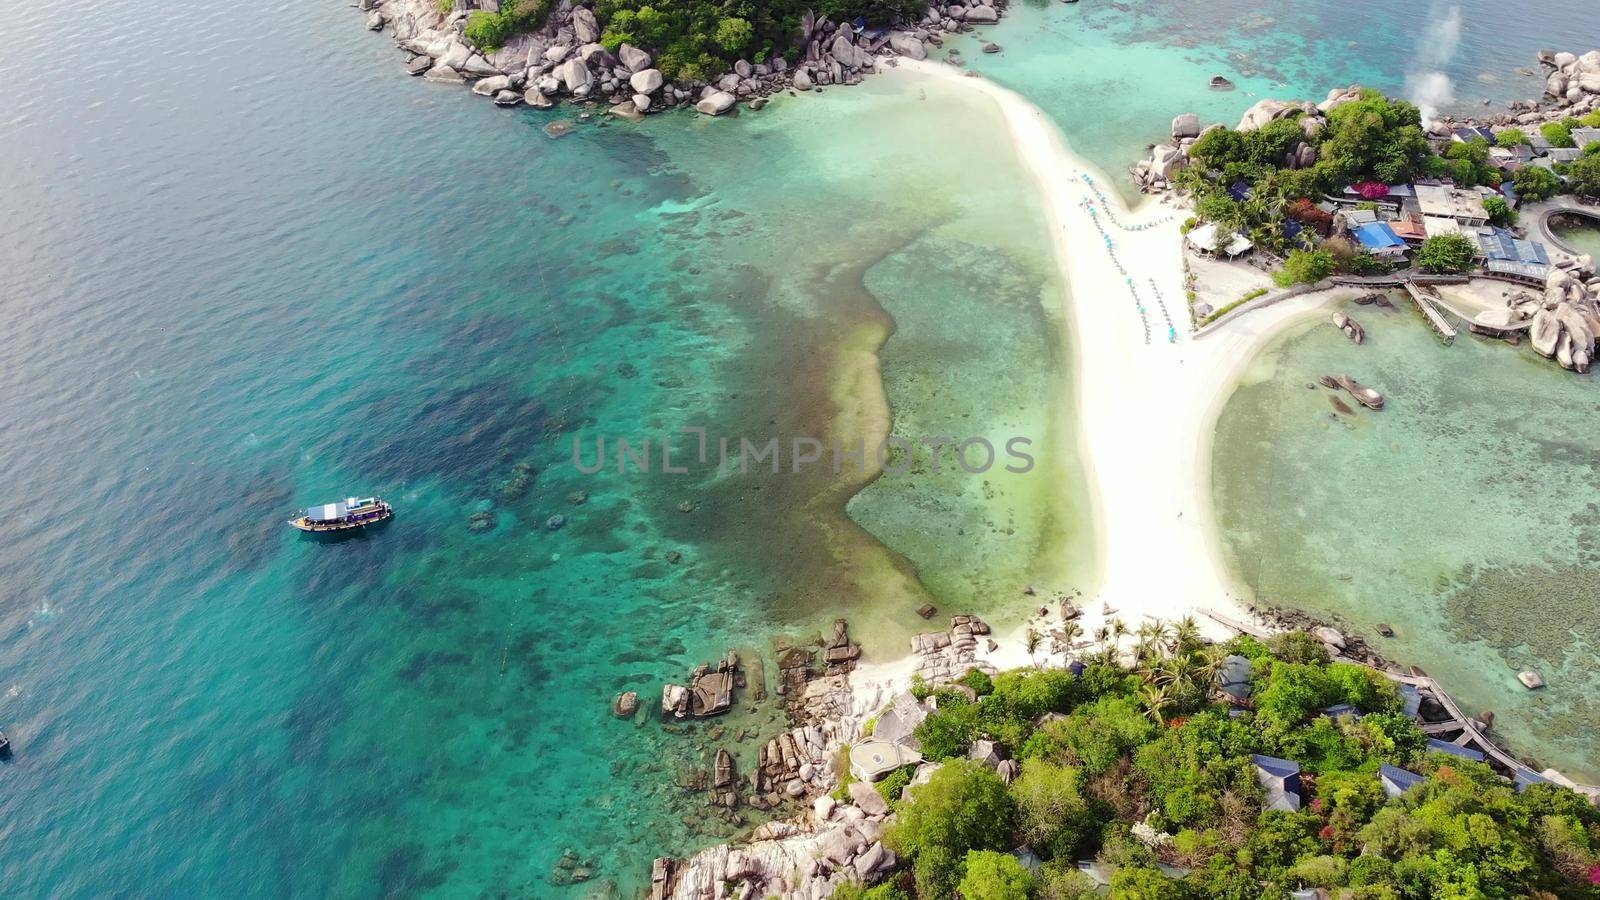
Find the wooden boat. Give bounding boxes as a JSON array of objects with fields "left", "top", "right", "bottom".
[{"left": 288, "top": 496, "right": 392, "bottom": 533}]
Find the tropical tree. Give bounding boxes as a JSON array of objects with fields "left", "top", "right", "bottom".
[
  {"left": 1415, "top": 233, "right": 1478, "bottom": 274},
  {"left": 1139, "top": 683, "right": 1173, "bottom": 724},
  {"left": 1059, "top": 620, "right": 1084, "bottom": 651},
  {"left": 1512, "top": 165, "right": 1562, "bottom": 202}
]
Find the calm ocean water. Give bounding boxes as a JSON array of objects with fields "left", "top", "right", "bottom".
[{"left": 2, "top": 0, "right": 1597, "bottom": 895}]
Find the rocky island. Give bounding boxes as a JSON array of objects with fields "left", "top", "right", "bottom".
[
  {"left": 1133, "top": 50, "right": 1600, "bottom": 373},
  {"left": 357, "top": 0, "right": 1011, "bottom": 116}
]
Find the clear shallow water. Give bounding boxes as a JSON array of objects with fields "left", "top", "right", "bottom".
[
  {"left": 1552, "top": 218, "right": 1600, "bottom": 259},
  {"left": 4, "top": 0, "right": 1600, "bottom": 894},
  {"left": 1212, "top": 302, "right": 1600, "bottom": 780},
  {"left": 0, "top": 2, "right": 1089, "bottom": 895}
]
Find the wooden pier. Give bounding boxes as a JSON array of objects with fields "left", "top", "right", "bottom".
[{"left": 1403, "top": 282, "right": 1457, "bottom": 343}]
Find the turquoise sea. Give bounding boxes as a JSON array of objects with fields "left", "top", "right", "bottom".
[{"left": 3, "top": 0, "right": 1600, "bottom": 895}]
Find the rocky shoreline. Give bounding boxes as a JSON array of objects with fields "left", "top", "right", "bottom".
[
  {"left": 647, "top": 614, "right": 1004, "bottom": 900},
  {"left": 355, "top": 0, "right": 1011, "bottom": 119}
]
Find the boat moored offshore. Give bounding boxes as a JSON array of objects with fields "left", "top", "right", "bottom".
[{"left": 288, "top": 496, "right": 393, "bottom": 533}]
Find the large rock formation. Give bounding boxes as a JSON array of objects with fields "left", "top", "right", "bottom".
[
  {"left": 1544, "top": 49, "right": 1600, "bottom": 102},
  {"left": 1505, "top": 263, "right": 1600, "bottom": 373},
  {"left": 362, "top": 0, "right": 1015, "bottom": 118}
]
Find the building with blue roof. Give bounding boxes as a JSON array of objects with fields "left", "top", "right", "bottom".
[
  {"left": 1475, "top": 227, "right": 1550, "bottom": 266},
  {"left": 1514, "top": 770, "right": 1551, "bottom": 792},
  {"left": 1252, "top": 754, "right": 1304, "bottom": 812},
  {"left": 1353, "top": 222, "right": 1408, "bottom": 258},
  {"left": 1452, "top": 126, "right": 1495, "bottom": 144},
  {"left": 1380, "top": 764, "right": 1426, "bottom": 799},
  {"left": 1426, "top": 738, "right": 1486, "bottom": 762}
]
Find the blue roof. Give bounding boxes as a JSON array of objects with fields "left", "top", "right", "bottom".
[
  {"left": 1253, "top": 754, "right": 1303, "bottom": 811},
  {"left": 1399, "top": 684, "right": 1422, "bottom": 719},
  {"left": 1514, "top": 770, "right": 1550, "bottom": 792},
  {"left": 1478, "top": 228, "right": 1549, "bottom": 264},
  {"left": 1426, "top": 738, "right": 1486, "bottom": 762},
  {"left": 1379, "top": 764, "right": 1425, "bottom": 797},
  {"left": 1354, "top": 222, "right": 1405, "bottom": 250},
  {"left": 1252, "top": 754, "right": 1302, "bottom": 778},
  {"left": 1323, "top": 703, "right": 1361, "bottom": 719}
]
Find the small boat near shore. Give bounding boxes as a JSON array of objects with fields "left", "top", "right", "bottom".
[
  {"left": 288, "top": 496, "right": 393, "bottom": 533},
  {"left": 0, "top": 729, "right": 11, "bottom": 759}
]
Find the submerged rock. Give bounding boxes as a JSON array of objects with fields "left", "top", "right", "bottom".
[{"left": 612, "top": 690, "right": 640, "bottom": 718}]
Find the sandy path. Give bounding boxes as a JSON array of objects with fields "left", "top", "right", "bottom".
[{"left": 893, "top": 60, "right": 1345, "bottom": 644}]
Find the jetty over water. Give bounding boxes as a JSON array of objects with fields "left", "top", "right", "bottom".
[
  {"left": 1330, "top": 274, "right": 1478, "bottom": 343},
  {"left": 1402, "top": 282, "right": 1457, "bottom": 343},
  {"left": 1199, "top": 609, "right": 1600, "bottom": 801}
]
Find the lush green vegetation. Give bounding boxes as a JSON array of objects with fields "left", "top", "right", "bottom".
[
  {"left": 1542, "top": 120, "right": 1577, "bottom": 149},
  {"left": 463, "top": 0, "right": 549, "bottom": 52},
  {"left": 454, "top": 0, "right": 926, "bottom": 78},
  {"left": 831, "top": 623, "right": 1600, "bottom": 899},
  {"left": 1415, "top": 233, "right": 1478, "bottom": 274},
  {"left": 1483, "top": 196, "right": 1516, "bottom": 227},
  {"left": 1512, "top": 166, "right": 1562, "bottom": 202},
  {"left": 1495, "top": 129, "right": 1528, "bottom": 149},
  {"left": 1566, "top": 145, "right": 1600, "bottom": 198},
  {"left": 1427, "top": 137, "right": 1499, "bottom": 189},
  {"left": 1175, "top": 90, "right": 1435, "bottom": 256},
  {"left": 591, "top": 0, "right": 923, "bottom": 80},
  {"left": 1273, "top": 248, "right": 1335, "bottom": 287}
]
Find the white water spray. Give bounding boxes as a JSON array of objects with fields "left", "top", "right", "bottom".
[{"left": 1405, "top": 2, "right": 1464, "bottom": 124}]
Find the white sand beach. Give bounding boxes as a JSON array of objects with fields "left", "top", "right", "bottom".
[{"left": 894, "top": 60, "right": 1346, "bottom": 647}]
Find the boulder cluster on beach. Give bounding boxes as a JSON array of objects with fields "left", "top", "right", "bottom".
[
  {"left": 1131, "top": 86, "right": 1362, "bottom": 193},
  {"left": 1429, "top": 49, "right": 1600, "bottom": 134},
  {"left": 1504, "top": 265, "right": 1600, "bottom": 372},
  {"left": 358, "top": 0, "right": 1011, "bottom": 118},
  {"left": 651, "top": 615, "right": 1003, "bottom": 900}
]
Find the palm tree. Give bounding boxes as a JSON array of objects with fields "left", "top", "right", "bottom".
[
  {"left": 1025, "top": 628, "right": 1042, "bottom": 668},
  {"left": 1170, "top": 616, "right": 1201, "bottom": 656},
  {"left": 1109, "top": 617, "right": 1129, "bottom": 658},
  {"left": 1139, "top": 683, "right": 1172, "bottom": 724},
  {"left": 1197, "top": 650, "right": 1230, "bottom": 692},
  {"left": 1059, "top": 620, "right": 1084, "bottom": 650}
]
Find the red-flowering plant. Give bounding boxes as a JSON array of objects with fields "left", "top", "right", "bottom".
[{"left": 1354, "top": 181, "right": 1391, "bottom": 199}]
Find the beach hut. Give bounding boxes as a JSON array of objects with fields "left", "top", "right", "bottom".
[
  {"left": 1426, "top": 738, "right": 1486, "bottom": 762},
  {"left": 1186, "top": 223, "right": 1253, "bottom": 257},
  {"left": 1415, "top": 182, "right": 1489, "bottom": 226},
  {"left": 1476, "top": 228, "right": 1550, "bottom": 267},
  {"left": 1322, "top": 703, "right": 1362, "bottom": 720},
  {"left": 1217, "top": 654, "right": 1253, "bottom": 701},
  {"left": 1451, "top": 126, "right": 1495, "bottom": 144},
  {"left": 850, "top": 738, "right": 924, "bottom": 782},
  {"left": 1252, "top": 754, "right": 1304, "bottom": 812},
  {"left": 1379, "top": 764, "right": 1425, "bottom": 799}
]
